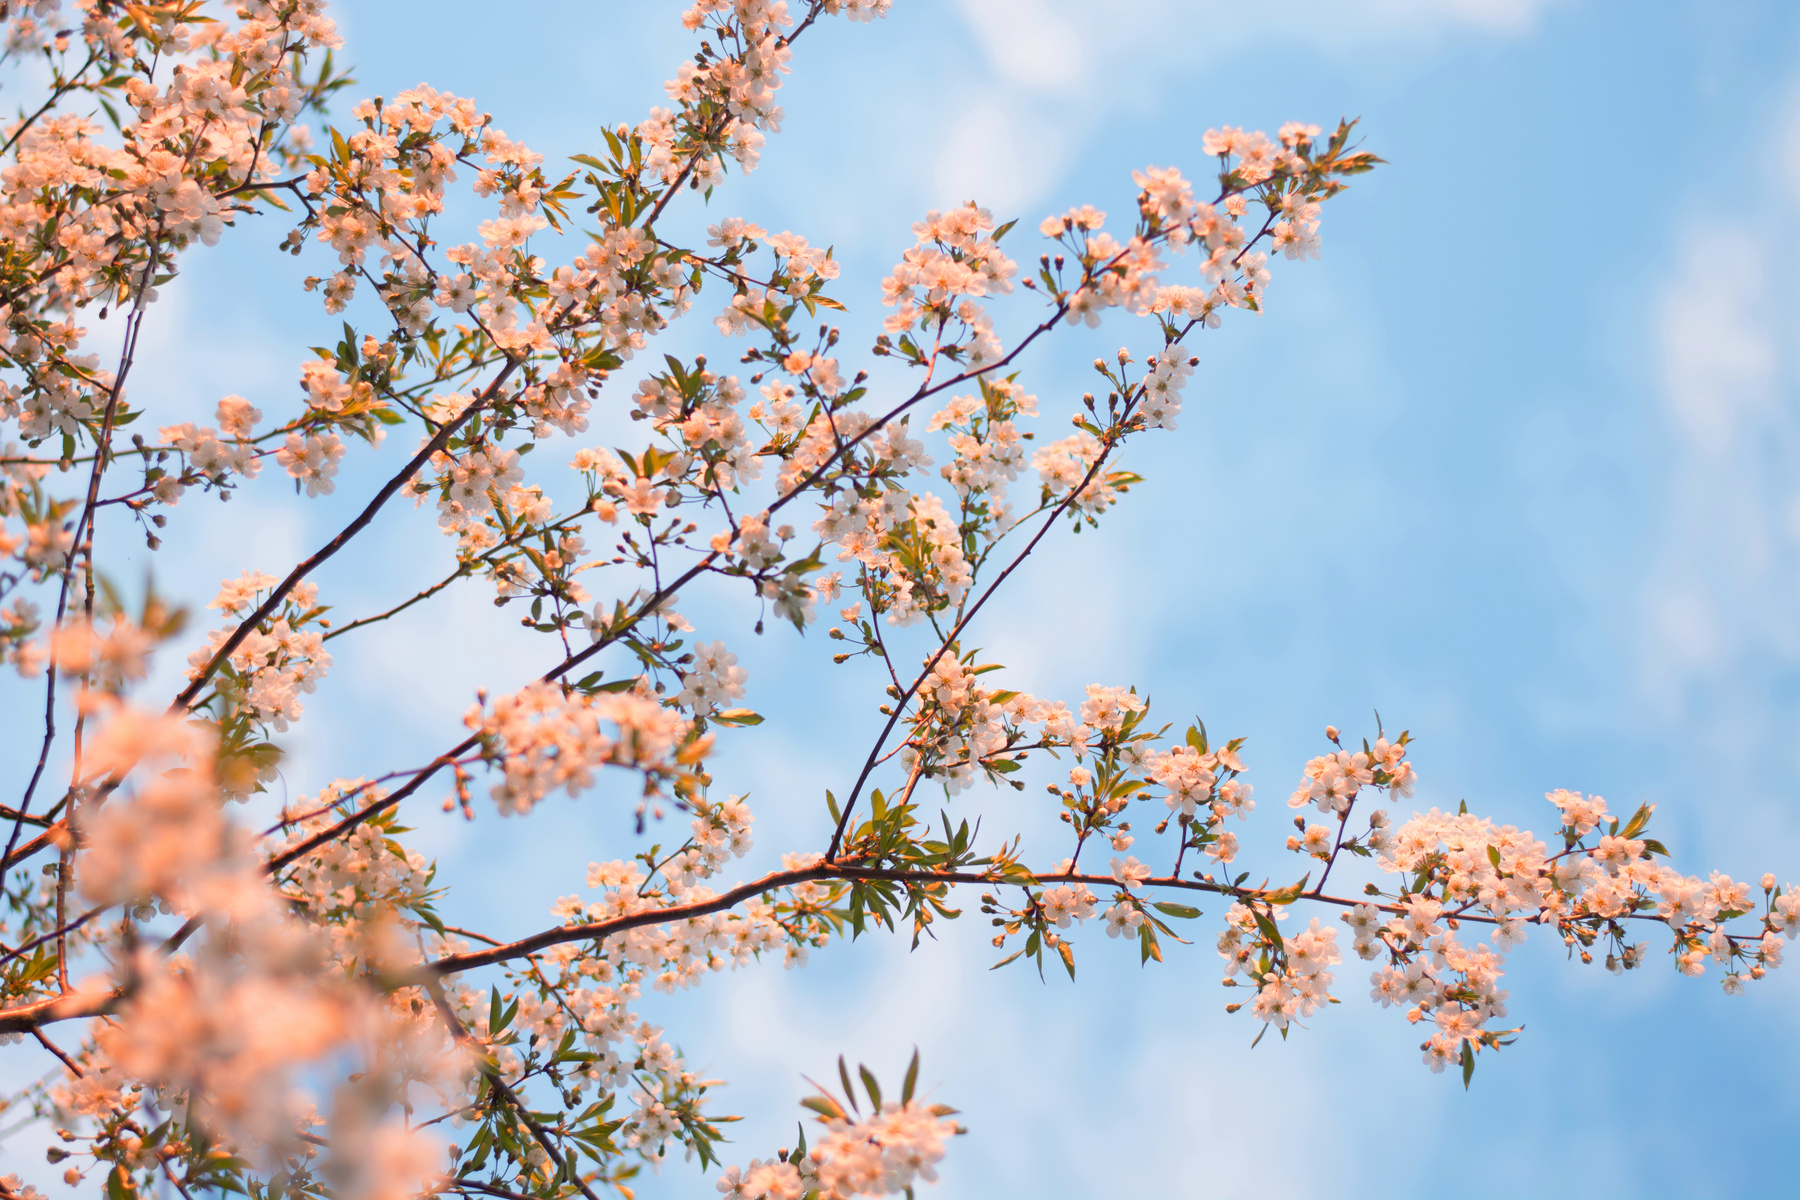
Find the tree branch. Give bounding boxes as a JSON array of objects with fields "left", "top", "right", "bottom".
[
  {"left": 417, "top": 862, "right": 1412, "bottom": 980},
  {"left": 171, "top": 356, "right": 522, "bottom": 711}
]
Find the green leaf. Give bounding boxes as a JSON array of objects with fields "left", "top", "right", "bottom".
[
  {"left": 712, "top": 707, "right": 764, "bottom": 726},
  {"left": 1152, "top": 902, "right": 1201, "bottom": 919},
  {"left": 838, "top": 1056, "right": 860, "bottom": 1114},
  {"left": 1138, "top": 921, "right": 1162, "bottom": 964},
  {"left": 858, "top": 1063, "right": 883, "bottom": 1111},
  {"left": 1253, "top": 910, "right": 1285, "bottom": 953},
  {"left": 800, "top": 1095, "right": 846, "bottom": 1121},
  {"left": 901, "top": 1048, "right": 920, "bottom": 1104},
  {"left": 1264, "top": 873, "right": 1310, "bottom": 904},
  {"left": 1460, "top": 1039, "right": 1476, "bottom": 1090}
]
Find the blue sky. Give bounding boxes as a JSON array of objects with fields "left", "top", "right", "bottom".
[{"left": 9, "top": 0, "right": 1800, "bottom": 1196}]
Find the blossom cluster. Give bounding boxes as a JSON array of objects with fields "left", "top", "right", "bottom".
[
  {"left": 183, "top": 571, "right": 332, "bottom": 733},
  {"left": 718, "top": 1101, "right": 960, "bottom": 1200},
  {"left": 1221, "top": 909, "right": 1343, "bottom": 1030},
  {"left": 51, "top": 697, "right": 459, "bottom": 1196},
  {"left": 0, "top": 5, "right": 1491, "bottom": 1199},
  {"left": 1342, "top": 787, "right": 1800, "bottom": 1072},
  {"left": 464, "top": 679, "right": 707, "bottom": 815}
]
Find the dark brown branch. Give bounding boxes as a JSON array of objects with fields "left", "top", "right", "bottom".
[
  {"left": 825, "top": 385, "right": 1128, "bottom": 859},
  {"left": 418, "top": 863, "right": 1383, "bottom": 979},
  {"left": 31, "top": 1028, "right": 82, "bottom": 1076},
  {"left": 0, "top": 984, "right": 117, "bottom": 1034},
  {"left": 0, "top": 824, "right": 62, "bottom": 874},
  {"left": 0, "top": 903, "right": 105, "bottom": 972},
  {"left": 420, "top": 975, "right": 602, "bottom": 1200},
  {"left": 172, "top": 356, "right": 522, "bottom": 711}
]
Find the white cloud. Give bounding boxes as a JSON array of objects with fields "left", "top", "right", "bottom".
[
  {"left": 1657, "top": 229, "right": 1776, "bottom": 456},
  {"left": 932, "top": 89, "right": 1074, "bottom": 215},
  {"left": 955, "top": 0, "right": 1565, "bottom": 89},
  {"left": 951, "top": 0, "right": 1085, "bottom": 93},
  {"left": 977, "top": 519, "right": 1138, "bottom": 699},
  {"left": 1637, "top": 223, "right": 1791, "bottom": 705},
  {"left": 1308, "top": 0, "right": 1556, "bottom": 35},
  {"left": 1631, "top": 161, "right": 1800, "bottom": 881},
  {"left": 932, "top": 0, "right": 1566, "bottom": 240},
  {"left": 1138, "top": 0, "right": 1563, "bottom": 46},
  {"left": 1646, "top": 585, "right": 1723, "bottom": 675},
  {"left": 1779, "top": 87, "right": 1800, "bottom": 209}
]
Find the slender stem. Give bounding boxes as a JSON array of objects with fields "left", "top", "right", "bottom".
[
  {"left": 419, "top": 975, "right": 603, "bottom": 1200},
  {"left": 8, "top": 232, "right": 164, "bottom": 860},
  {"left": 30, "top": 1028, "right": 81, "bottom": 1077},
  {"left": 0, "top": 978, "right": 118, "bottom": 1033},
  {"left": 450, "top": 1184, "right": 546, "bottom": 1200},
  {"left": 0, "top": 903, "right": 105, "bottom": 972},
  {"left": 826, "top": 407, "right": 1126, "bottom": 860},
  {"left": 320, "top": 562, "right": 469, "bottom": 642},
  {"left": 172, "top": 356, "right": 521, "bottom": 711},
  {"left": 418, "top": 863, "right": 1463, "bottom": 980}
]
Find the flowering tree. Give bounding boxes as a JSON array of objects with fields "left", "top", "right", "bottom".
[{"left": 0, "top": 2, "right": 1788, "bottom": 1198}]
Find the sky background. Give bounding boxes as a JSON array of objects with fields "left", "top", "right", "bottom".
[{"left": 8, "top": 0, "right": 1800, "bottom": 1196}]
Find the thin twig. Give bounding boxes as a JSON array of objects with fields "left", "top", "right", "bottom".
[
  {"left": 172, "top": 357, "right": 522, "bottom": 711},
  {"left": 419, "top": 976, "right": 603, "bottom": 1200}
]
